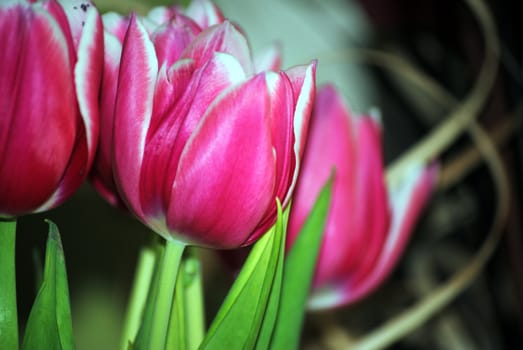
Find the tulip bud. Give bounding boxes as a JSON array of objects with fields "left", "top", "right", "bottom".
[
  {"left": 98, "top": 6, "right": 315, "bottom": 248},
  {"left": 287, "top": 84, "right": 437, "bottom": 310},
  {"left": 91, "top": 0, "right": 225, "bottom": 208},
  {"left": 0, "top": 0, "right": 103, "bottom": 217}
]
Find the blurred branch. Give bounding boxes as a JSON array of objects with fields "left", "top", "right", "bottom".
[{"left": 320, "top": 0, "right": 500, "bottom": 189}]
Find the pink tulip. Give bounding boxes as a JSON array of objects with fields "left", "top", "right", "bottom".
[
  {"left": 91, "top": 0, "right": 225, "bottom": 207},
  {"left": 0, "top": 0, "right": 103, "bottom": 217},
  {"left": 287, "top": 84, "right": 437, "bottom": 310},
  {"left": 105, "top": 11, "right": 315, "bottom": 248}
]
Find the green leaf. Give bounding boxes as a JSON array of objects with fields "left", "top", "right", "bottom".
[
  {"left": 254, "top": 207, "right": 289, "bottom": 350},
  {"left": 270, "top": 178, "right": 333, "bottom": 350},
  {"left": 200, "top": 201, "right": 287, "bottom": 350},
  {"left": 22, "top": 220, "right": 74, "bottom": 350},
  {"left": 0, "top": 219, "right": 19, "bottom": 350}
]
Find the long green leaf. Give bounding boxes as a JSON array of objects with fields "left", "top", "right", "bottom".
[
  {"left": 254, "top": 207, "right": 289, "bottom": 349},
  {"left": 200, "top": 201, "right": 286, "bottom": 349},
  {"left": 270, "top": 178, "right": 333, "bottom": 350},
  {"left": 0, "top": 219, "right": 18, "bottom": 350},
  {"left": 22, "top": 220, "right": 74, "bottom": 350}
]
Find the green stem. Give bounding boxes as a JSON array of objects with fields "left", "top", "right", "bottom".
[
  {"left": 120, "top": 246, "right": 156, "bottom": 350},
  {"left": 182, "top": 250, "right": 205, "bottom": 350},
  {"left": 0, "top": 219, "right": 19, "bottom": 350},
  {"left": 165, "top": 267, "right": 186, "bottom": 350},
  {"left": 147, "top": 239, "right": 185, "bottom": 350}
]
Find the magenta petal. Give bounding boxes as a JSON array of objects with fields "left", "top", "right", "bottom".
[
  {"left": 289, "top": 85, "right": 357, "bottom": 286},
  {"left": 284, "top": 61, "right": 317, "bottom": 205},
  {"left": 90, "top": 32, "right": 123, "bottom": 206},
  {"left": 74, "top": 6, "right": 103, "bottom": 169},
  {"left": 102, "top": 12, "right": 129, "bottom": 42},
  {"left": 152, "top": 21, "right": 198, "bottom": 68},
  {"left": 309, "top": 163, "right": 438, "bottom": 310},
  {"left": 166, "top": 75, "right": 276, "bottom": 248},
  {"left": 0, "top": 5, "right": 76, "bottom": 215},
  {"left": 140, "top": 53, "right": 246, "bottom": 222},
  {"left": 342, "top": 116, "right": 389, "bottom": 287},
  {"left": 182, "top": 21, "right": 253, "bottom": 74},
  {"left": 113, "top": 15, "right": 158, "bottom": 220}
]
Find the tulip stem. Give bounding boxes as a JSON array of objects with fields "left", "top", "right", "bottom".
[
  {"left": 182, "top": 249, "right": 205, "bottom": 350},
  {"left": 146, "top": 239, "right": 186, "bottom": 350},
  {"left": 0, "top": 219, "right": 19, "bottom": 350},
  {"left": 120, "top": 246, "right": 156, "bottom": 350}
]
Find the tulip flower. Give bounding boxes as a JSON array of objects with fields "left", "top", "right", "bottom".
[
  {"left": 0, "top": 0, "right": 103, "bottom": 217},
  {"left": 104, "top": 12, "right": 315, "bottom": 249},
  {"left": 91, "top": 0, "right": 225, "bottom": 208},
  {"left": 287, "top": 84, "right": 437, "bottom": 310}
]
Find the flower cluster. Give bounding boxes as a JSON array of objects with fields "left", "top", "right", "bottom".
[{"left": 0, "top": 0, "right": 435, "bottom": 311}]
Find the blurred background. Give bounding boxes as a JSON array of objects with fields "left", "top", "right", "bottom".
[{"left": 15, "top": 0, "right": 523, "bottom": 348}]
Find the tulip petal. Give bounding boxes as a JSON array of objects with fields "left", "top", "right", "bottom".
[
  {"left": 185, "top": 0, "right": 224, "bottom": 28},
  {"left": 90, "top": 32, "right": 123, "bottom": 207},
  {"left": 102, "top": 12, "right": 128, "bottom": 42},
  {"left": 151, "top": 20, "right": 199, "bottom": 68},
  {"left": 0, "top": 6, "right": 76, "bottom": 215},
  {"left": 74, "top": 6, "right": 102, "bottom": 168},
  {"left": 113, "top": 15, "right": 158, "bottom": 220},
  {"left": 182, "top": 21, "right": 253, "bottom": 74},
  {"left": 166, "top": 75, "right": 276, "bottom": 248},
  {"left": 288, "top": 84, "right": 357, "bottom": 286},
  {"left": 241, "top": 71, "right": 294, "bottom": 245},
  {"left": 343, "top": 116, "right": 389, "bottom": 287},
  {"left": 308, "top": 163, "right": 437, "bottom": 310},
  {"left": 254, "top": 43, "right": 282, "bottom": 73},
  {"left": 283, "top": 61, "right": 316, "bottom": 205},
  {"left": 39, "top": 5, "right": 104, "bottom": 211},
  {"left": 140, "top": 53, "right": 246, "bottom": 226}
]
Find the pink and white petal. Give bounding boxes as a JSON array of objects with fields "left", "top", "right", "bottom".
[
  {"left": 102, "top": 12, "right": 129, "bottom": 42},
  {"left": 165, "top": 52, "right": 246, "bottom": 168},
  {"left": 147, "top": 59, "right": 196, "bottom": 138},
  {"left": 152, "top": 21, "right": 198, "bottom": 68},
  {"left": 0, "top": 6, "right": 76, "bottom": 215},
  {"left": 56, "top": 0, "right": 96, "bottom": 49},
  {"left": 75, "top": 5, "right": 103, "bottom": 168},
  {"left": 254, "top": 43, "right": 282, "bottom": 73},
  {"left": 283, "top": 61, "right": 316, "bottom": 206},
  {"left": 147, "top": 6, "right": 176, "bottom": 26},
  {"left": 184, "top": 0, "right": 224, "bottom": 28},
  {"left": 343, "top": 116, "right": 389, "bottom": 287},
  {"left": 140, "top": 53, "right": 245, "bottom": 219},
  {"left": 166, "top": 75, "right": 276, "bottom": 248},
  {"left": 291, "top": 84, "right": 358, "bottom": 287},
  {"left": 113, "top": 15, "right": 158, "bottom": 221},
  {"left": 241, "top": 71, "right": 294, "bottom": 245},
  {"left": 181, "top": 21, "right": 253, "bottom": 74},
  {"left": 39, "top": 0, "right": 77, "bottom": 64},
  {"left": 308, "top": 162, "right": 438, "bottom": 310},
  {"left": 89, "top": 33, "right": 123, "bottom": 205}
]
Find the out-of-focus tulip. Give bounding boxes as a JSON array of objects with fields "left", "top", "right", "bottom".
[
  {"left": 102, "top": 5, "right": 315, "bottom": 248},
  {"left": 0, "top": 0, "right": 103, "bottom": 217},
  {"left": 287, "top": 84, "right": 437, "bottom": 310}
]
